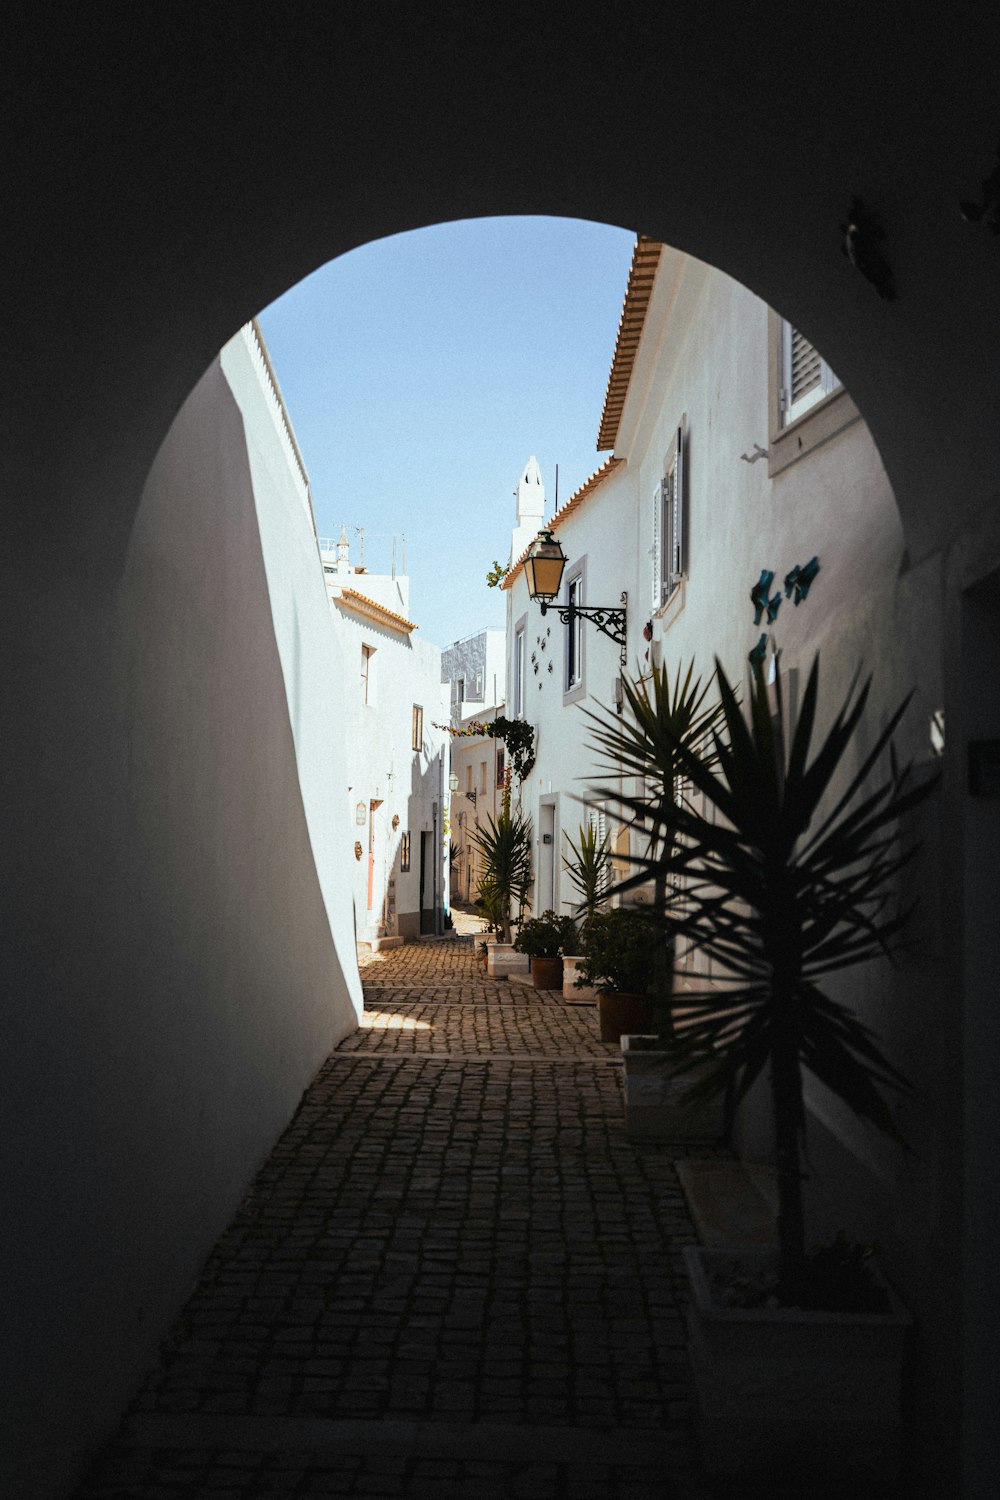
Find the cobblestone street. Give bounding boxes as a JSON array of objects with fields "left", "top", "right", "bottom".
[{"left": 75, "top": 938, "right": 719, "bottom": 1499}]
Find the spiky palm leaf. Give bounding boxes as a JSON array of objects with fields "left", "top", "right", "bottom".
[
  {"left": 562, "top": 821, "right": 610, "bottom": 923},
  {"left": 581, "top": 659, "right": 728, "bottom": 863},
  {"left": 622, "top": 655, "right": 936, "bottom": 1284},
  {"left": 580, "top": 658, "right": 729, "bottom": 1039},
  {"left": 468, "top": 806, "right": 533, "bottom": 942}
]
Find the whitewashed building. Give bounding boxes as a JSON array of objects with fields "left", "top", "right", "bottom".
[
  {"left": 440, "top": 628, "right": 507, "bottom": 906},
  {"left": 502, "top": 237, "right": 914, "bottom": 922},
  {"left": 500, "top": 238, "right": 942, "bottom": 1277},
  {"left": 321, "top": 531, "right": 450, "bottom": 943}
]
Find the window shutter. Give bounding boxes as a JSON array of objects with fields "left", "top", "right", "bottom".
[
  {"left": 781, "top": 320, "right": 840, "bottom": 425},
  {"left": 651, "top": 481, "right": 662, "bottom": 609},
  {"left": 789, "top": 328, "right": 822, "bottom": 407},
  {"left": 671, "top": 423, "right": 684, "bottom": 582}
]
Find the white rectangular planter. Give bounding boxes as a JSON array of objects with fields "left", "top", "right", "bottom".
[
  {"left": 683, "top": 1245, "right": 910, "bottom": 1483},
  {"left": 620, "top": 1035, "right": 725, "bottom": 1140},
  {"left": 561, "top": 954, "right": 596, "bottom": 1002},
  {"left": 487, "top": 941, "right": 531, "bottom": 978}
]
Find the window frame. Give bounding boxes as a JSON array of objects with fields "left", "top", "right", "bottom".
[
  {"left": 562, "top": 556, "right": 587, "bottom": 705},
  {"left": 767, "top": 310, "right": 859, "bottom": 476},
  {"left": 652, "top": 421, "right": 685, "bottom": 614},
  {"left": 565, "top": 573, "right": 583, "bottom": 691},
  {"left": 361, "top": 643, "right": 375, "bottom": 705},
  {"left": 513, "top": 617, "right": 526, "bottom": 717},
  {"left": 412, "top": 703, "right": 423, "bottom": 751}
]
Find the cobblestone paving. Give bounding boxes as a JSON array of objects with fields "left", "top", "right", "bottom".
[{"left": 75, "top": 938, "right": 726, "bottom": 1499}]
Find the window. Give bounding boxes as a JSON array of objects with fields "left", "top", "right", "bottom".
[
  {"left": 361, "top": 644, "right": 375, "bottom": 704},
  {"left": 456, "top": 675, "right": 465, "bottom": 706},
  {"left": 587, "top": 806, "right": 610, "bottom": 897},
  {"left": 767, "top": 310, "right": 858, "bottom": 476},
  {"left": 466, "top": 763, "right": 473, "bottom": 795},
  {"left": 400, "top": 832, "right": 411, "bottom": 872},
  {"left": 479, "top": 759, "right": 487, "bottom": 793},
  {"left": 496, "top": 746, "right": 505, "bottom": 784},
  {"left": 412, "top": 703, "right": 423, "bottom": 751},
  {"left": 780, "top": 321, "right": 840, "bottom": 425},
  {"left": 565, "top": 573, "right": 583, "bottom": 690},
  {"left": 652, "top": 422, "right": 685, "bottom": 611},
  {"left": 513, "top": 624, "right": 525, "bottom": 716}
]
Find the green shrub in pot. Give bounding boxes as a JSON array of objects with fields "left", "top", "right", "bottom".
[{"left": 513, "top": 910, "right": 578, "bottom": 959}]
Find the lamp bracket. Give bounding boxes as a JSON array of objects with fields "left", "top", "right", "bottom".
[{"left": 540, "top": 592, "right": 628, "bottom": 669}]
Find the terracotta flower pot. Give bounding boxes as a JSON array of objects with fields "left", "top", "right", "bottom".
[
  {"left": 597, "top": 991, "right": 653, "bottom": 1043},
  {"left": 530, "top": 955, "right": 564, "bottom": 990}
]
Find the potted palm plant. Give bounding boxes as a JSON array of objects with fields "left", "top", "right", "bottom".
[
  {"left": 468, "top": 805, "right": 533, "bottom": 977},
  {"left": 582, "top": 659, "right": 729, "bottom": 1135},
  {"left": 631, "top": 654, "right": 936, "bottom": 1483},
  {"left": 513, "top": 910, "right": 577, "bottom": 990},
  {"left": 559, "top": 821, "right": 610, "bottom": 1001}
]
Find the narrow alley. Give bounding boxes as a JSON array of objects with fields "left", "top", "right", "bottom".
[{"left": 75, "top": 936, "right": 721, "bottom": 1499}]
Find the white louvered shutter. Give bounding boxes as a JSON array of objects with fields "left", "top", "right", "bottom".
[
  {"left": 651, "top": 481, "right": 662, "bottom": 609},
  {"left": 781, "top": 322, "right": 840, "bottom": 425},
  {"left": 670, "top": 423, "right": 684, "bottom": 585}
]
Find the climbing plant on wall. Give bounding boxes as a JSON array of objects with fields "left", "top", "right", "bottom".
[{"left": 434, "top": 715, "right": 536, "bottom": 783}]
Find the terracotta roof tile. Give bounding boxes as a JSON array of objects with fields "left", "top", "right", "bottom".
[
  {"left": 332, "top": 588, "right": 417, "bottom": 633},
  {"left": 596, "top": 237, "right": 664, "bottom": 452}
]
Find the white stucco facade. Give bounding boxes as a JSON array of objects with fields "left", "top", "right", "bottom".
[
  {"left": 322, "top": 537, "right": 450, "bottom": 942},
  {"left": 500, "top": 243, "right": 944, "bottom": 1313}
]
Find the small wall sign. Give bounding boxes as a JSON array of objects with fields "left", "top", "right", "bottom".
[{"left": 355, "top": 802, "right": 366, "bottom": 826}]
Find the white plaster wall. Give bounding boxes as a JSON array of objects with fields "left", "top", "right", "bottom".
[
  {"left": 450, "top": 713, "right": 508, "bottom": 906},
  {"left": 504, "top": 459, "right": 640, "bottom": 921},
  {"left": 331, "top": 601, "right": 449, "bottom": 937},
  {"left": 1, "top": 338, "right": 361, "bottom": 1498},
  {"left": 502, "top": 258, "right": 946, "bottom": 1315}
]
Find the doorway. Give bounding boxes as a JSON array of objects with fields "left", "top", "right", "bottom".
[
  {"left": 538, "top": 798, "right": 557, "bottom": 913},
  {"left": 419, "top": 831, "right": 435, "bottom": 934}
]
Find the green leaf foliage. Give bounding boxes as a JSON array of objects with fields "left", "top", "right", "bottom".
[
  {"left": 468, "top": 806, "right": 533, "bottom": 942},
  {"left": 575, "top": 905, "right": 673, "bottom": 996},
  {"left": 562, "top": 822, "right": 610, "bottom": 922},
  {"left": 514, "top": 909, "right": 578, "bottom": 958},
  {"left": 618, "top": 654, "right": 937, "bottom": 1283}
]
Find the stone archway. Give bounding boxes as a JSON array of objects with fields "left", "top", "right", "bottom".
[{"left": 6, "top": 11, "right": 1000, "bottom": 1498}]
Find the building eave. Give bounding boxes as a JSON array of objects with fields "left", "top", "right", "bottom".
[
  {"left": 332, "top": 588, "right": 418, "bottom": 633},
  {"left": 596, "top": 237, "right": 664, "bottom": 452}
]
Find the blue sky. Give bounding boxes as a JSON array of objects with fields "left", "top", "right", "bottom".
[{"left": 257, "top": 216, "right": 636, "bottom": 648}]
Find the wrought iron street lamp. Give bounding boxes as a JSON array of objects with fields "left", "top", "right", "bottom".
[{"left": 523, "top": 529, "right": 627, "bottom": 671}]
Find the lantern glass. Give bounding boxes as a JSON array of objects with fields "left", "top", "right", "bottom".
[{"left": 524, "top": 530, "right": 567, "bottom": 601}]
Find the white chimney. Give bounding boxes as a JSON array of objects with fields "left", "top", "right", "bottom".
[{"left": 511, "top": 455, "right": 545, "bottom": 564}]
